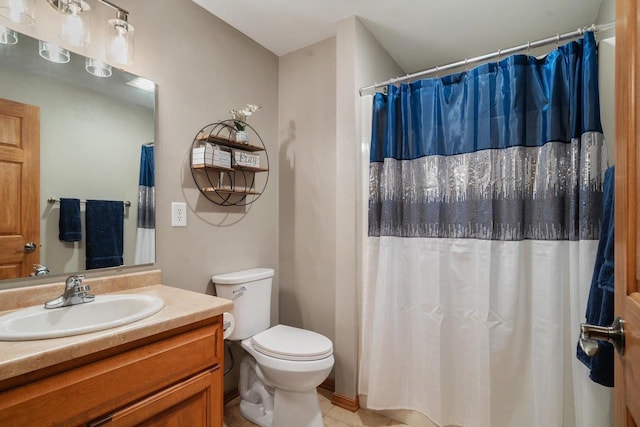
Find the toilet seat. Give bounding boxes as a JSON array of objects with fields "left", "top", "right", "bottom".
[{"left": 250, "top": 325, "right": 333, "bottom": 361}]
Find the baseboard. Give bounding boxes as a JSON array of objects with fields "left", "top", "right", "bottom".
[
  {"left": 224, "top": 388, "right": 240, "bottom": 404},
  {"left": 321, "top": 378, "right": 360, "bottom": 412},
  {"left": 331, "top": 392, "right": 360, "bottom": 412},
  {"left": 319, "top": 378, "right": 335, "bottom": 392}
]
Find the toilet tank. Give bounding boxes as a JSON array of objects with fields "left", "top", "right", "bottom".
[{"left": 212, "top": 268, "right": 274, "bottom": 341}]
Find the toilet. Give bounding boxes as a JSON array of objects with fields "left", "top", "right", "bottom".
[{"left": 212, "top": 268, "right": 334, "bottom": 427}]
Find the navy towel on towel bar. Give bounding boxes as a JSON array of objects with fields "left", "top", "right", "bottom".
[
  {"left": 85, "top": 200, "right": 124, "bottom": 270},
  {"left": 58, "top": 198, "right": 82, "bottom": 242},
  {"left": 576, "top": 166, "right": 615, "bottom": 387}
]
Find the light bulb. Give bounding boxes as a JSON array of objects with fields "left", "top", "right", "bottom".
[
  {"left": 109, "top": 32, "right": 127, "bottom": 64},
  {"left": 8, "top": 0, "right": 21, "bottom": 21},
  {"left": 1, "top": 0, "right": 34, "bottom": 24},
  {"left": 0, "top": 25, "right": 17, "bottom": 44},
  {"left": 39, "top": 40, "right": 70, "bottom": 64},
  {"left": 61, "top": 12, "right": 87, "bottom": 46},
  {"left": 85, "top": 58, "right": 112, "bottom": 77}
]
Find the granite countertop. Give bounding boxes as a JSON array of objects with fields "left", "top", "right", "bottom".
[{"left": 0, "top": 270, "right": 233, "bottom": 383}]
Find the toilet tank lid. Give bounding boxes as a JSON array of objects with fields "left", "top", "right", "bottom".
[{"left": 211, "top": 268, "right": 274, "bottom": 284}]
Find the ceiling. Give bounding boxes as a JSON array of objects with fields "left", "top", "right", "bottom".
[{"left": 193, "top": 0, "right": 605, "bottom": 74}]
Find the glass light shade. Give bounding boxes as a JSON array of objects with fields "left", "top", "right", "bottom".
[
  {"left": 58, "top": 0, "right": 89, "bottom": 47},
  {"left": 85, "top": 58, "right": 111, "bottom": 78},
  {"left": 0, "top": 0, "right": 35, "bottom": 25},
  {"left": 38, "top": 40, "right": 70, "bottom": 64},
  {"left": 107, "top": 18, "right": 134, "bottom": 65},
  {"left": 0, "top": 25, "right": 17, "bottom": 44}
]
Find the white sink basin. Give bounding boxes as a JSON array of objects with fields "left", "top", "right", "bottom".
[{"left": 0, "top": 294, "right": 164, "bottom": 341}]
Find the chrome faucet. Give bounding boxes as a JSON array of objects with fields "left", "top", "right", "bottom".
[
  {"left": 44, "top": 274, "right": 95, "bottom": 309},
  {"left": 32, "top": 264, "right": 49, "bottom": 276}
]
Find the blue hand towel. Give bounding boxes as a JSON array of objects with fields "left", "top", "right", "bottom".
[
  {"left": 576, "top": 166, "right": 615, "bottom": 387},
  {"left": 58, "top": 198, "right": 82, "bottom": 242},
  {"left": 86, "top": 200, "right": 124, "bottom": 270}
]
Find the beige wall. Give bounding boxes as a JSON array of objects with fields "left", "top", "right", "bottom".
[
  {"left": 334, "top": 17, "right": 404, "bottom": 398},
  {"left": 131, "top": 0, "right": 280, "bottom": 301},
  {"left": 276, "top": 16, "right": 404, "bottom": 397},
  {"left": 277, "top": 16, "right": 404, "bottom": 397},
  {"left": 278, "top": 39, "right": 337, "bottom": 350},
  {"left": 130, "top": 0, "right": 281, "bottom": 391},
  {"left": 596, "top": 0, "right": 616, "bottom": 163}
]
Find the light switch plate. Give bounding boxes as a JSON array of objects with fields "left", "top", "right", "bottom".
[{"left": 171, "top": 202, "right": 187, "bottom": 227}]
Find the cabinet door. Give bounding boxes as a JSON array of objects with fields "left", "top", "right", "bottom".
[
  {"left": 0, "top": 323, "right": 221, "bottom": 426},
  {"left": 91, "top": 367, "right": 222, "bottom": 427}
]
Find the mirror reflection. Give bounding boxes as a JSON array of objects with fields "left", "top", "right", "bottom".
[{"left": 0, "top": 29, "right": 155, "bottom": 283}]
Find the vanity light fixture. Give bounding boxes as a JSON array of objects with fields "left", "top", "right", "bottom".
[
  {"left": 46, "top": 0, "right": 134, "bottom": 64},
  {"left": 85, "top": 57, "right": 111, "bottom": 77},
  {"left": 38, "top": 40, "right": 70, "bottom": 63},
  {"left": 126, "top": 76, "right": 154, "bottom": 92},
  {"left": 0, "top": 0, "right": 35, "bottom": 25},
  {"left": 0, "top": 25, "right": 17, "bottom": 44}
]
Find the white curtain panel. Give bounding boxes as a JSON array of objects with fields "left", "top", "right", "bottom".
[{"left": 360, "top": 238, "right": 612, "bottom": 427}]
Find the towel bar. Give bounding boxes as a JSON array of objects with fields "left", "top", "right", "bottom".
[{"left": 48, "top": 198, "right": 131, "bottom": 207}]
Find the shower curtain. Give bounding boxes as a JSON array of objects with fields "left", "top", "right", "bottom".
[
  {"left": 134, "top": 144, "right": 155, "bottom": 264},
  {"left": 359, "top": 32, "right": 613, "bottom": 427}
]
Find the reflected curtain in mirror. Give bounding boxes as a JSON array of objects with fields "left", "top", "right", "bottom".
[{"left": 135, "top": 143, "right": 155, "bottom": 264}]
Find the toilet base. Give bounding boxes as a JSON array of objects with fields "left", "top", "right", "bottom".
[
  {"left": 272, "top": 388, "right": 324, "bottom": 427},
  {"left": 240, "top": 399, "right": 273, "bottom": 427},
  {"left": 240, "top": 388, "right": 324, "bottom": 427}
]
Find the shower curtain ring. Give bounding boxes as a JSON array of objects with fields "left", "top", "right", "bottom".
[
  {"left": 464, "top": 58, "right": 468, "bottom": 71},
  {"left": 497, "top": 49, "right": 501, "bottom": 61},
  {"left": 527, "top": 42, "right": 531, "bottom": 55},
  {"left": 435, "top": 65, "right": 439, "bottom": 77},
  {"left": 556, "top": 33, "right": 560, "bottom": 47}
]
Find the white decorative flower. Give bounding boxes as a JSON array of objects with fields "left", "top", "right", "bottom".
[{"left": 230, "top": 104, "right": 262, "bottom": 130}]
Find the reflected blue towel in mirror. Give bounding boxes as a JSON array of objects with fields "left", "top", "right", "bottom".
[
  {"left": 58, "top": 198, "right": 82, "bottom": 242},
  {"left": 86, "top": 200, "right": 124, "bottom": 270}
]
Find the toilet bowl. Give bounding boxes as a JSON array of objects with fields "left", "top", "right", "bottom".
[{"left": 212, "top": 268, "right": 334, "bottom": 427}]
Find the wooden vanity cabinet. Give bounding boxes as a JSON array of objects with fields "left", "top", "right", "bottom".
[{"left": 0, "top": 316, "right": 224, "bottom": 427}]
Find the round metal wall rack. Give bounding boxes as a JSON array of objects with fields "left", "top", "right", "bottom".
[{"left": 190, "top": 120, "right": 269, "bottom": 206}]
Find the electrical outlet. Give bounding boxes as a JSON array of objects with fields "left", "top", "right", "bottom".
[{"left": 171, "top": 202, "right": 187, "bottom": 227}]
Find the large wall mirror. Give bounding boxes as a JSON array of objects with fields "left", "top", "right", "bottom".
[{"left": 0, "top": 29, "right": 156, "bottom": 286}]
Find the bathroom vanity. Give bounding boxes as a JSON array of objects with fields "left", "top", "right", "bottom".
[{"left": 0, "top": 270, "right": 232, "bottom": 426}]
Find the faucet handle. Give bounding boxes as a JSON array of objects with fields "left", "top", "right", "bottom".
[{"left": 65, "top": 274, "right": 85, "bottom": 288}]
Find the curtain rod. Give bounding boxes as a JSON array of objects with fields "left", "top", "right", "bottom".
[{"left": 359, "top": 22, "right": 615, "bottom": 96}]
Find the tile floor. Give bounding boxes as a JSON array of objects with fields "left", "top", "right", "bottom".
[{"left": 223, "top": 388, "right": 408, "bottom": 427}]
